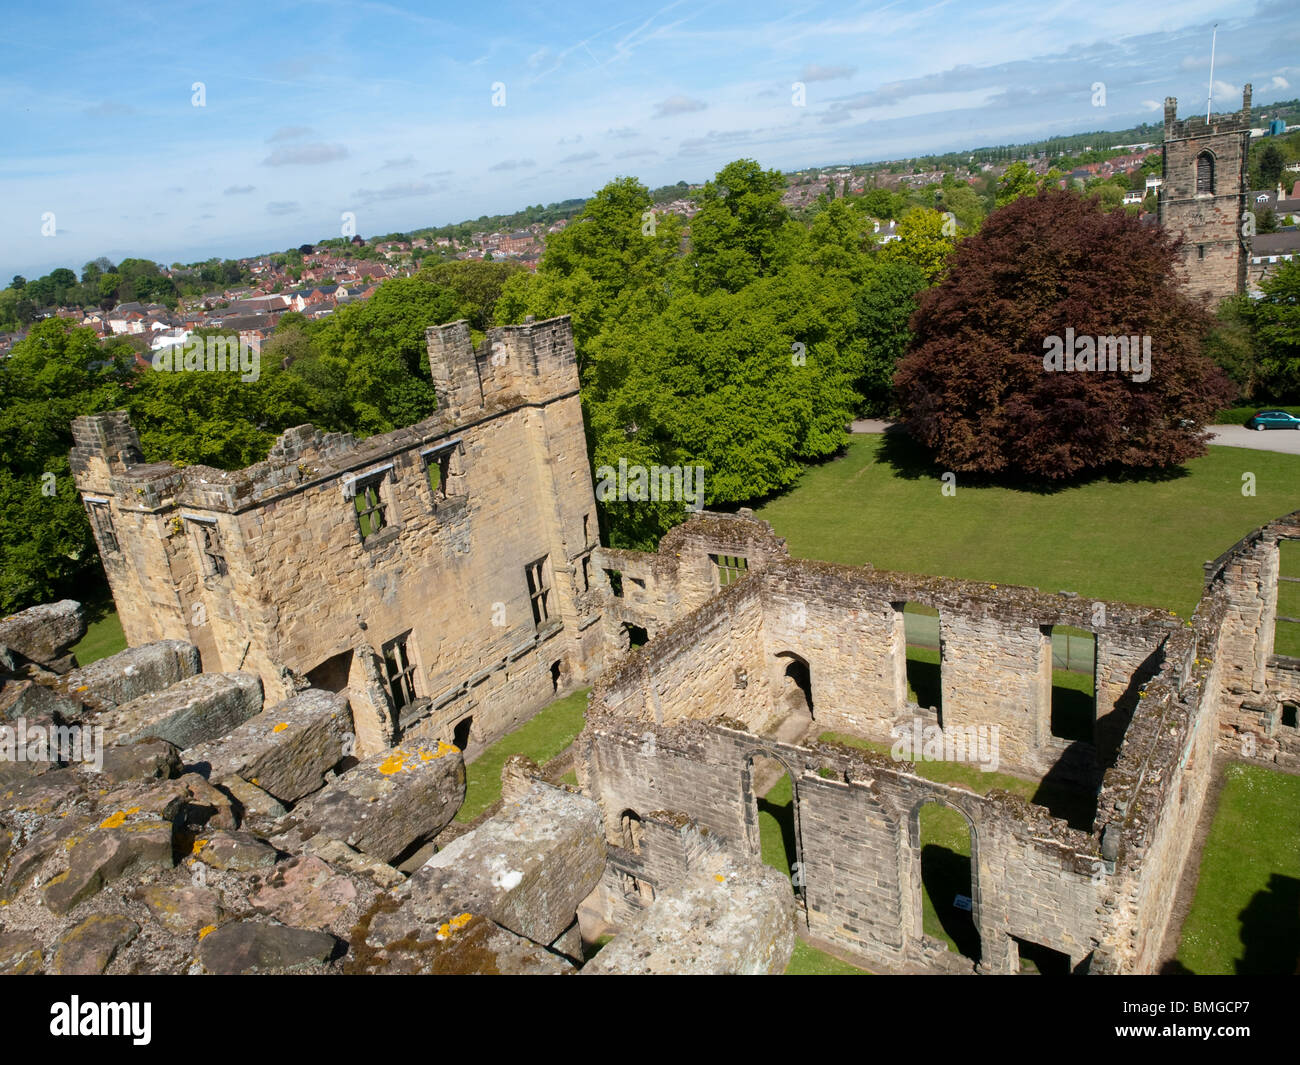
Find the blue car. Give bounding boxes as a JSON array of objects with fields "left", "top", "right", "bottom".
[{"left": 1244, "top": 409, "right": 1300, "bottom": 431}]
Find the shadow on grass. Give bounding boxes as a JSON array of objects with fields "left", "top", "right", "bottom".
[
  {"left": 1237, "top": 874, "right": 1300, "bottom": 975},
  {"left": 921, "top": 844, "right": 981, "bottom": 962},
  {"left": 874, "top": 425, "right": 1194, "bottom": 494},
  {"left": 906, "top": 656, "right": 942, "bottom": 717},
  {"left": 758, "top": 790, "right": 798, "bottom": 885}
]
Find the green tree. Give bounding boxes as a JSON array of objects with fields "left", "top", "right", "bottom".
[
  {"left": 879, "top": 208, "right": 956, "bottom": 284},
  {"left": 1245, "top": 257, "right": 1300, "bottom": 400},
  {"left": 689, "top": 159, "right": 791, "bottom": 293},
  {"left": 995, "top": 161, "right": 1040, "bottom": 208}
]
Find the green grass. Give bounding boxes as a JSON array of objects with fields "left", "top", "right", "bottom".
[
  {"left": 1175, "top": 763, "right": 1300, "bottom": 974},
  {"left": 757, "top": 772, "right": 797, "bottom": 880},
  {"left": 754, "top": 437, "right": 1300, "bottom": 617},
  {"left": 559, "top": 769, "right": 578, "bottom": 787},
  {"left": 70, "top": 608, "right": 126, "bottom": 666},
  {"left": 454, "top": 687, "right": 589, "bottom": 823},
  {"left": 784, "top": 938, "right": 871, "bottom": 975},
  {"left": 918, "top": 803, "right": 978, "bottom": 959}
]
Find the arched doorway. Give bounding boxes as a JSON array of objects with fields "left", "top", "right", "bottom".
[
  {"left": 744, "top": 751, "right": 804, "bottom": 904},
  {"left": 913, "top": 799, "right": 980, "bottom": 965},
  {"left": 774, "top": 651, "right": 814, "bottom": 720}
]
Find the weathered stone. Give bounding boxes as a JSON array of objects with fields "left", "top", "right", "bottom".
[
  {"left": 58, "top": 641, "right": 200, "bottom": 712},
  {"left": 134, "top": 881, "right": 223, "bottom": 935},
  {"left": 353, "top": 910, "right": 573, "bottom": 975},
  {"left": 184, "top": 688, "right": 350, "bottom": 803},
  {"left": 98, "top": 671, "right": 263, "bottom": 749},
  {"left": 43, "top": 815, "right": 175, "bottom": 915},
  {"left": 197, "top": 920, "right": 339, "bottom": 974},
  {"left": 51, "top": 914, "right": 140, "bottom": 975},
  {"left": 193, "top": 829, "right": 277, "bottom": 872},
  {"left": 216, "top": 774, "right": 287, "bottom": 821},
  {"left": 0, "top": 931, "right": 43, "bottom": 974},
  {"left": 300, "top": 837, "right": 405, "bottom": 889},
  {"left": 0, "top": 600, "right": 85, "bottom": 669},
  {"left": 0, "top": 767, "right": 84, "bottom": 816},
  {"left": 96, "top": 739, "right": 183, "bottom": 785},
  {"left": 382, "top": 783, "right": 604, "bottom": 947},
  {"left": 582, "top": 860, "right": 796, "bottom": 975},
  {"left": 0, "top": 678, "right": 85, "bottom": 723},
  {"left": 249, "top": 854, "right": 377, "bottom": 930},
  {"left": 282, "top": 740, "right": 464, "bottom": 864}
]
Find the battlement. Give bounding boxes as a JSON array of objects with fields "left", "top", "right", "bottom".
[{"left": 1163, "top": 83, "right": 1253, "bottom": 141}]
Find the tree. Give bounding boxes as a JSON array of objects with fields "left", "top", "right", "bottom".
[
  {"left": 1244, "top": 257, "right": 1300, "bottom": 401},
  {"left": 418, "top": 259, "right": 523, "bottom": 333},
  {"left": 879, "top": 208, "right": 956, "bottom": 284},
  {"left": 894, "top": 190, "right": 1236, "bottom": 478},
  {"left": 853, "top": 260, "right": 928, "bottom": 414},
  {"left": 689, "top": 159, "right": 791, "bottom": 293},
  {"left": 1259, "top": 143, "right": 1285, "bottom": 189},
  {"left": 995, "top": 161, "right": 1040, "bottom": 208}
]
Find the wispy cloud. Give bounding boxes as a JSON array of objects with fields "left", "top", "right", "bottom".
[
  {"left": 266, "top": 126, "right": 315, "bottom": 142},
  {"left": 489, "top": 158, "right": 535, "bottom": 171},
  {"left": 653, "top": 94, "right": 707, "bottom": 118},
  {"left": 559, "top": 150, "right": 599, "bottom": 164},
  {"left": 263, "top": 143, "right": 349, "bottom": 166},
  {"left": 267, "top": 201, "right": 301, "bottom": 215},
  {"left": 801, "top": 64, "right": 855, "bottom": 83},
  {"left": 353, "top": 182, "right": 437, "bottom": 204},
  {"left": 224, "top": 185, "right": 256, "bottom": 196}
]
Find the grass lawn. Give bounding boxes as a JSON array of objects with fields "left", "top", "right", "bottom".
[
  {"left": 70, "top": 606, "right": 126, "bottom": 666},
  {"left": 1175, "top": 763, "right": 1300, "bottom": 974},
  {"left": 785, "top": 937, "right": 871, "bottom": 975},
  {"left": 455, "top": 687, "right": 589, "bottom": 823},
  {"left": 755, "top": 437, "right": 1300, "bottom": 617},
  {"left": 917, "top": 803, "right": 978, "bottom": 959}
]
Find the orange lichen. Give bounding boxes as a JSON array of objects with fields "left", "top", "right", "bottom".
[
  {"left": 192, "top": 839, "right": 208, "bottom": 855},
  {"left": 714, "top": 874, "right": 726, "bottom": 883},
  {"left": 98, "top": 806, "right": 140, "bottom": 830},
  {"left": 272, "top": 722, "right": 289, "bottom": 733},
  {"left": 435, "top": 912, "right": 474, "bottom": 940},
  {"left": 197, "top": 925, "right": 216, "bottom": 940}
]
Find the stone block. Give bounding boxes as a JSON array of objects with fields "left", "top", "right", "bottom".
[
  {"left": 59, "top": 641, "right": 201, "bottom": 711},
  {"left": 0, "top": 600, "right": 85, "bottom": 668},
  {"left": 184, "top": 688, "right": 350, "bottom": 803},
  {"left": 98, "top": 672, "right": 263, "bottom": 749}
]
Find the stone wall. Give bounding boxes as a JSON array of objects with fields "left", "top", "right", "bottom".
[{"left": 70, "top": 316, "right": 607, "bottom": 756}]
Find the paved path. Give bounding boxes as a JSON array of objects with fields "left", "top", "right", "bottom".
[{"left": 849, "top": 419, "right": 1300, "bottom": 456}]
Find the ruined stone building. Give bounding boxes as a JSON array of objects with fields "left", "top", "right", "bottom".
[
  {"left": 6, "top": 311, "right": 1290, "bottom": 975},
  {"left": 1159, "top": 85, "right": 1252, "bottom": 303},
  {"left": 70, "top": 316, "right": 607, "bottom": 759},
  {"left": 579, "top": 508, "right": 1300, "bottom": 973}
]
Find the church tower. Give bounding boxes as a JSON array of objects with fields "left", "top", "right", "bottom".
[{"left": 1158, "top": 84, "right": 1252, "bottom": 303}]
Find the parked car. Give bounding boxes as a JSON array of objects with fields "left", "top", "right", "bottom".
[{"left": 1244, "top": 409, "right": 1300, "bottom": 431}]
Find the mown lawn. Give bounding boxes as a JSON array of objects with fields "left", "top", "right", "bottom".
[
  {"left": 455, "top": 687, "right": 589, "bottom": 823},
  {"left": 755, "top": 437, "right": 1300, "bottom": 617},
  {"left": 70, "top": 606, "right": 126, "bottom": 665},
  {"left": 1175, "top": 763, "right": 1300, "bottom": 975},
  {"left": 784, "top": 938, "right": 871, "bottom": 975}
]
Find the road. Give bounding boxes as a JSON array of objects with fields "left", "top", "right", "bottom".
[{"left": 849, "top": 419, "right": 1300, "bottom": 456}]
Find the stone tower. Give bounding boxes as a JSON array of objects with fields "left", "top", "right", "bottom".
[{"left": 1158, "top": 84, "right": 1252, "bottom": 303}]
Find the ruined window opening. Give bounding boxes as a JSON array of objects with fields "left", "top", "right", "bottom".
[
  {"left": 1048, "top": 625, "right": 1096, "bottom": 744},
  {"left": 525, "top": 556, "right": 551, "bottom": 627},
  {"left": 618, "top": 870, "right": 654, "bottom": 904},
  {"left": 1283, "top": 702, "right": 1298, "bottom": 730},
  {"left": 628, "top": 576, "right": 645, "bottom": 591},
  {"left": 623, "top": 623, "right": 648, "bottom": 649},
  {"left": 1273, "top": 540, "right": 1300, "bottom": 663},
  {"left": 190, "top": 520, "right": 228, "bottom": 577},
  {"left": 620, "top": 810, "right": 643, "bottom": 854},
  {"left": 605, "top": 569, "right": 623, "bottom": 597},
  {"left": 777, "top": 653, "right": 814, "bottom": 718},
  {"left": 1011, "top": 935, "right": 1071, "bottom": 975},
  {"left": 382, "top": 633, "right": 419, "bottom": 711},
  {"left": 1198, "top": 244, "right": 1206, "bottom": 260},
  {"left": 583, "top": 513, "right": 590, "bottom": 543},
  {"left": 353, "top": 474, "right": 388, "bottom": 541},
  {"left": 710, "top": 553, "right": 749, "bottom": 590},
  {"left": 87, "top": 500, "right": 119, "bottom": 554},
  {"left": 453, "top": 716, "right": 473, "bottom": 751},
  {"left": 581, "top": 554, "right": 592, "bottom": 592},
  {"left": 1195, "top": 151, "right": 1215, "bottom": 194},
  {"left": 899, "top": 603, "right": 942, "bottom": 723},
  {"left": 550, "top": 659, "right": 563, "bottom": 692},
  {"left": 421, "top": 442, "right": 460, "bottom": 506},
  {"left": 917, "top": 802, "right": 980, "bottom": 965}
]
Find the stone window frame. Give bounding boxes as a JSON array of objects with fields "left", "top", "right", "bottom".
[
  {"left": 185, "top": 515, "right": 228, "bottom": 577},
  {"left": 525, "top": 555, "right": 552, "bottom": 628},
  {"left": 84, "top": 497, "right": 119, "bottom": 554},
  {"left": 710, "top": 552, "right": 749, "bottom": 591},
  {"left": 381, "top": 631, "right": 420, "bottom": 711},
  {"left": 346, "top": 463, "right": 398, "bottom": 546},
  {"left": 420, "top": 438, "right": 464, "bottom": 509},
  {"left": 1195, "top": 149, "right": 1215, "bottom": 195}
]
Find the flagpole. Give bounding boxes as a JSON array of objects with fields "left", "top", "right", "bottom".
[{"left": 1206, "top": 24, "right": 1217, "bottom": 122}]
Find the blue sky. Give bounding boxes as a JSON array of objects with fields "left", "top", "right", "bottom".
[{"left": 3, "top": 0, "right": 1296, "bottom": 279}]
